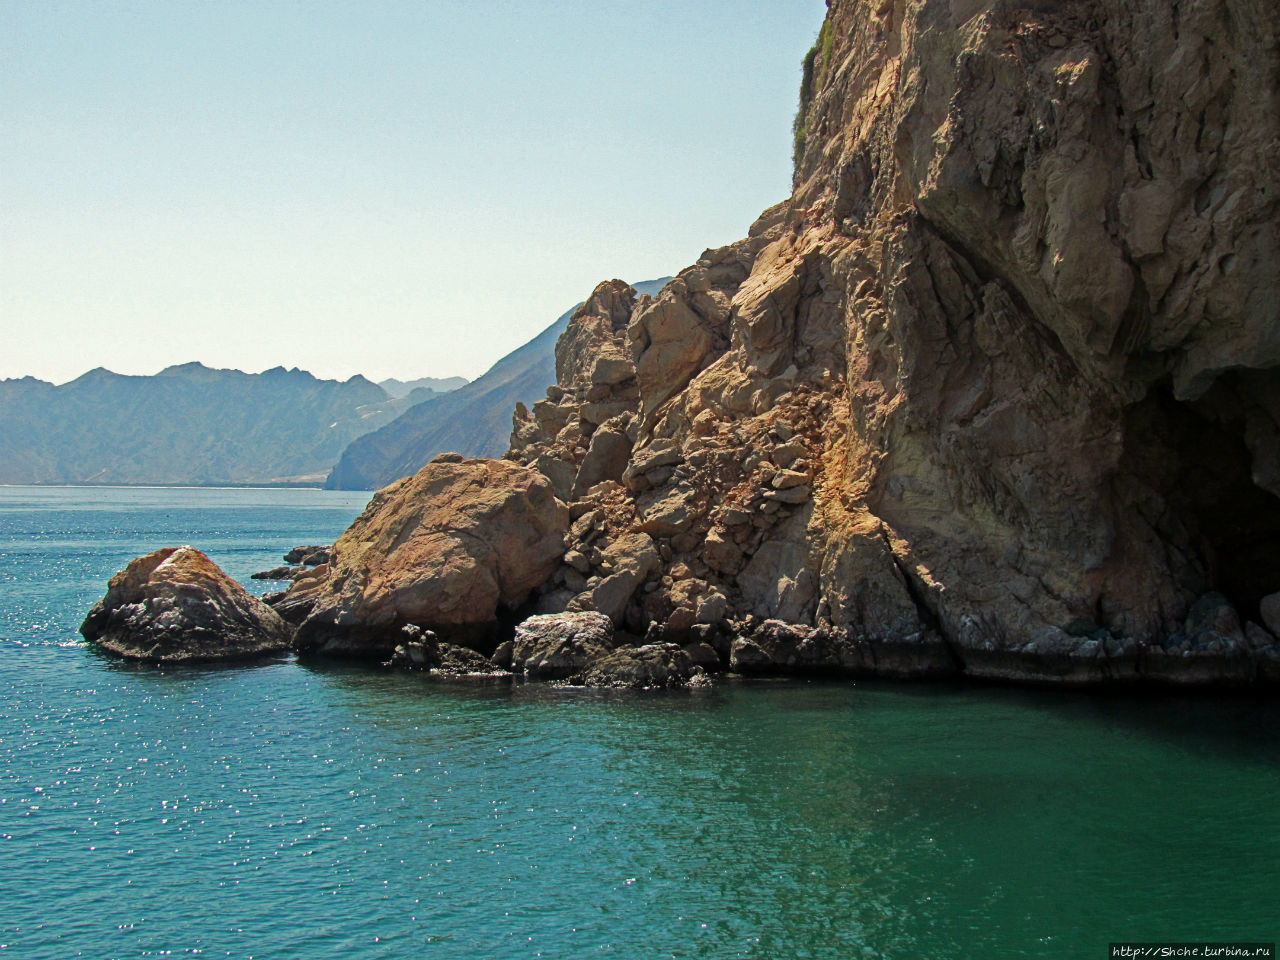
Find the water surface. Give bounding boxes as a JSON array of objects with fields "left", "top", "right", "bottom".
[{"left": 1, "top": 486, "right": 1276, "bottom": 958}]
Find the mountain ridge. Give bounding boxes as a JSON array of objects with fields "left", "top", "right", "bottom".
[
  {"left": 323, "top": 278, "right": 673, "bottom": 490},
  {"left": 0, "top": 363, "right": 459, "bottom": 486}
]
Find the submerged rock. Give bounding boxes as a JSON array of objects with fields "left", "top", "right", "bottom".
[{"left": 80, "top": 546, "right": 293, "bottom": 662}]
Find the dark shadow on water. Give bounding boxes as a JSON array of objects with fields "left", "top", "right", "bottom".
[
  {"left": 89, "top": 642, "right": 294, "bottom": 676},
  {"left": 84, "top": 638, "right": 1280, "bottom": 765},
  {"left": 860, "top": 673, "right": 1280, "bottom": 768}
]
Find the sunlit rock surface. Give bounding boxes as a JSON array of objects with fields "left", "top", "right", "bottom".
[
  {"left": 81, "top": 546, "right": 293, "bottom": 661},
  {"left": 293, "top": 457, "right": 567, "bottom": 658}
]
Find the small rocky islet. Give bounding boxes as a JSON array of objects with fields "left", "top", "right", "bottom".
[
  {"left": 84, "top": 0, "right": 1280, "bottom": 687},
  {"left": 80, "top": 546, "right": 293, "bottom": 662}
]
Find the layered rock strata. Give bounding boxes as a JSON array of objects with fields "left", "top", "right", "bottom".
[{"left": 81, "top": 546, "right": 293, "bottom": 662}]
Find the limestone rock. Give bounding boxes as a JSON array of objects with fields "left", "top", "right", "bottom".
[
  {"left": 295, "top": 458, "right": 567, "bottom": 658},
  {"left": 80, "top": 546, "right": 293, "bottom": 662}
]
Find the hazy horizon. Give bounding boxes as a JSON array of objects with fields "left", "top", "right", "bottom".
[{"left": 2, "top": 1, "right": 826, "bottom": 385}]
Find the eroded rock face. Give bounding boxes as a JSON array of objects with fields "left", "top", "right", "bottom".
[
  {"left": 293, "top": 457, "right": 568, "bottom": 658},
  {"left": 505, "top": 0, "right": 1280, "bottom": 685},
  {"left": 80, "top": 546, "right": 293, "bottom": 662}
]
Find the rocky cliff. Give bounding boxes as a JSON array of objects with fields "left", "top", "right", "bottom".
[
  {"left": 276, "top": 0, "right": 1280, "bottom": 686},
  {"left": 505, "top": 0, "right": 1280, "bottom": 684}
]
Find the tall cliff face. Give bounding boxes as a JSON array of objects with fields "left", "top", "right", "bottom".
[{"left": 509, "top": 0, "right": 1280, "bottom": 683}]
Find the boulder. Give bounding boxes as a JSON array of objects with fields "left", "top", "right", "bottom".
[
  {"left": 636, "top": 483, "right": 697, "bottom": 536},
  {"left": 728, "top": 637, "right": 774, "bottom": 673},
  {"left": 572, "top": 424, "right": 632, "bottom": 499},
  {"left": 80, "top": 546, "right": 293, "bottom": 662},
  {"left": 284, "top": 545, "right": 331, "bottom": 565},
  {"left": 682, "top": 640, "right": 722, "bottom": 671},
  {"left": 511, "top": 611, "right": 615, "bottom": 680},
  {"left": 581, "top": 643, "right": 706, "bottom": 689},
  {"left": 295, "top": 458, "right": 568, "bottom": 658},
  {"left": 251, "top": 565, "right": 304, "bottom": 581}
]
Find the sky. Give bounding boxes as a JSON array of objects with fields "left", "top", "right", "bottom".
[{"left": 1, "top": 1, "right": 828, "bottom": 385}]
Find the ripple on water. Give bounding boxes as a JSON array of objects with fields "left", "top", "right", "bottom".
[{"left": 2, "top": 487, "right": 1279, "bottom": 959}]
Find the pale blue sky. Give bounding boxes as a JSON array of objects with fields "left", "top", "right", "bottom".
[{"left": 2, "top": 1, "right": 827, "bottom": 384}]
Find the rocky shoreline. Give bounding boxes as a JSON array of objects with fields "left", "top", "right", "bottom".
[
  {"left": 80, "top": 532, "right": 1280, "bottom": 689},
  {"left": 81, "top": 0, "right": 1280, "bottom": 690}
]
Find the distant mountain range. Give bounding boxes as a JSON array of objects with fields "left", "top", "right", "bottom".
[
  {"left": 377, "top": 376, "right": 469, "bottom": 400},
  {"left": 0, "top": 363, "right": 465, "bottom": 486},
  {"left": 323, "top": 278, "right": 672, "bottom": 490},
  {"left": 0, "top": 280, "right": 671, "bottom": 489}
]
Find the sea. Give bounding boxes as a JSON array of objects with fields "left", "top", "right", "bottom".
[{"left": 0, "top": 485, "right": 1276, "bottom": 960}]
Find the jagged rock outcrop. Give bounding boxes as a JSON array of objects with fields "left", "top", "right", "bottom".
[
  {"left": 247, "top": 0, "right": 1278, "bottom": 687},
  {"left": 386, "top": 625, "right": 511, "bottom": 679},
  {"left": 292, "top": 456, "right": 568, "bottom": 658},
  {"left": 80, "top": 546, "right": 293, "bottom": 661},
  {"left": 507, "top": 0, "right": 1280, "bottom": 685}
]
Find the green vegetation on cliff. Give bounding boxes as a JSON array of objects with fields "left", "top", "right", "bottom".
[{"left": 793, "top": 19, "right": 833, "bottom": 170}]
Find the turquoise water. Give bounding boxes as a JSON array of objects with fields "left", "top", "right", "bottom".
[{"left": 0, "top": 486, "right": 1276, "bottom": 959}]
